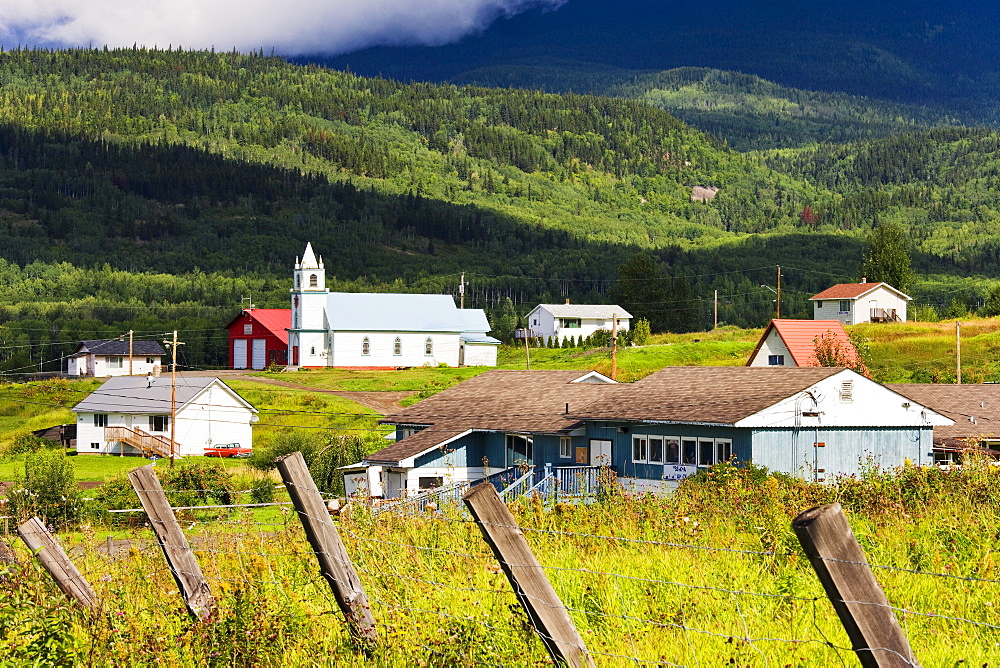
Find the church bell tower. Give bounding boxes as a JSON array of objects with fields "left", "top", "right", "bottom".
[{"left": 289, "top": 242, "right": 329, "bottom": 366}]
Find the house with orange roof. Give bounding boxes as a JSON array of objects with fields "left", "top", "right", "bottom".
[
  {"left": 225, "top": 308, "right": 291, "bottom": 369},
  {"left": 747, "top": 319, "right": 858, "bottom": 368},
  {"left": 809, "top": 279, "right": 910, "bottom": 325}
]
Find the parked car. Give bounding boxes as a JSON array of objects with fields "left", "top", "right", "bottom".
[{"left": 204, "top": 443, "right": 252, "bottom": 458}]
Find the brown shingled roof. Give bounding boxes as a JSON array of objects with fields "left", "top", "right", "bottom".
[
  {"left": 370, "top": 370, "right": 617, "bottom": 465},
  {"left": 886, "top": 383, "right": 1000, "bottom": 449},
  {"left": 574, "top": 367, "right": 843, "bottom": 424}
]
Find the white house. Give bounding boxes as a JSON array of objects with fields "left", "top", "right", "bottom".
[
  {"left": 72, "top": 376, "right": 257, "bottom": 457},
  {"left": 810, "top": 281, "right": 911, "bottom": 325},
  {"left": 67, "top": 340, "right": 166, "bottom": 377},
  {"left": 523, "top": 302, "right": 632, "bottom": 344},
  {"left": 287, "top": 243, "right": 499, "bottom": 368}
]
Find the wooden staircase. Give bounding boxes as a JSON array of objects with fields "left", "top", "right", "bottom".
[{"left": 104, "top": 426, "right": 177, "bottom": 459}]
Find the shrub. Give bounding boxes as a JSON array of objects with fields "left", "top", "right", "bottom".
[
  {"left": 3, "top": 450, "right": 85, "bottom": 529},
  {"left": 247, "top": 430, "right": 323, "bottom": 471},
  {"left": 249, "top": 477, "right": 276, "bottom": 504},
  {"left": 4, "top": 433, "right": 48, "bottom": 457},
  {"left": 631, "top": 318, "right": 651, "bottom": 346},
  {"left": 309, "top": 436, "right": 375, "bottom": 496}
]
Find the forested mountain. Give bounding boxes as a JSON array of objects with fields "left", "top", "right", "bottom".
[{"left": 0, "top": 47, "right": 997, "bottom": 373}]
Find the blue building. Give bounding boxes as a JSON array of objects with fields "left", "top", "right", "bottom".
[{"left": 344, "top": 367, "right": 950, "bottom": 499}]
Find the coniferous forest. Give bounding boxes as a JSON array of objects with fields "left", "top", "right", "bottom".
[{"left": 0, "top": 48, "right": 998, "bottom": 371}]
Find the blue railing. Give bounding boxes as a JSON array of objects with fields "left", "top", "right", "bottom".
[{"left": 498, "top": 469, "right": 536, "bottom": 501}]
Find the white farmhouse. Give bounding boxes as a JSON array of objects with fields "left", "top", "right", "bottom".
[
  {"left": 287, "top": 243, "right": 499, "bottom": 368},
  {"left": 72, "top": 376, "right": 257, "bottom": 457},
  {"left": 810, "top": 280, "right": 911, "bottom": 325},
  {"left": 67, "top": 340, "right": 166, "bottom": 377},
  {"left": 523, "top": 302, "right": 632, "bottom": 344}
]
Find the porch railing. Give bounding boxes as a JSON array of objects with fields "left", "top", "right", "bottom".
[
  {"left": 555, "top": 466, "right": 604, "bottom": 496},
  {"left": 372, "top": 480, "right": 471, "bottom": 516},
  {"left": 498, "top": 469, "right": 536, "bottom": 501}
]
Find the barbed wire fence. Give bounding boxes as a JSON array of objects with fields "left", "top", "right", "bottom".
[{"left": 4, "top": 458, "right": 1000, "bottom": 666}]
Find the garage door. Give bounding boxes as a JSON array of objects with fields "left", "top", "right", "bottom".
[
  {"left": 233, "top": 339, "right": 248, "bottom": 369},
  {"left": 251, "top": 339, "right": 267, "bottom": 369}
]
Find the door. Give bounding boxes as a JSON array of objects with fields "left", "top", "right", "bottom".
[
  {"left": 589, "top": 439, "right": 612, "bottom": 467},
  {"left": 384, "top": 471, "right": 405, "bottom": 499},
  {"left": 251, "top": 339, "right": 267, "bottom": 369},
  {"left": 233, "top": 339, "right": 248, "bottom": 369},
  {"left": 458, "top": 343, "right": 465, "bottom": 366}
]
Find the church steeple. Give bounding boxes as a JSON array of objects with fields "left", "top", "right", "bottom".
[
  {"left": 289, "top": 242, "right": 329, "bottom": 367},
  {"left": 298, "top": 242, "right": 322, "bottom": 270}
]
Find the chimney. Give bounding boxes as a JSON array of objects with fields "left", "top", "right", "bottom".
[
  {"left": 860, "top": 277, "right": 866, "bottom": 283},
  {"left": 565, "top": 298, "right": 570, "bottom": 305}
]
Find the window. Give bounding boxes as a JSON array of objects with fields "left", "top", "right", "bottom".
[
  {"left": 699, "top": 440, "right": 715, "bottom": 466},
  {"left": 149, "top": 415, "right": 169, "bottom": 432},
  {"left": 107, "top": 356, "right": 123, "bottom": 369},
  {"left": 310, "top": 346, "right": 315, "bottom": 355},
  {"left": 309, "top": 274, "right": 318, "bottom": 287},
  {"left": 400, "top": 427, "right": 422, "bottom": 439},
  {"left": 296, "top": 275, "right": 300, "bottom": 287},
  {"left": 716, "top": 440, "right": 732, "bottom": 463},
  {"left": 393, "top": 337, "right": 402, "bottom": 356},
  {"left": 93, "top": 414, "right": 108, "bottom": 427},
  {"left": 425, "top": 337, "right": 433, "bottom": 356},
  {"left": 632, "top": 436, "right": 648, "bottom": 463},
  {"left": 532, "top": 319, "right": 538, "bottom": 326},
  {"left": 362, "top": 337, "right": 370, "bottom": 356},
  {"left": 648, "top": 436, "right": 664, "bottom": 464},
  {"left": 243, "top": 324, "right": 252, "bottom": 335},
  {"left": 559, "top": 437, "right": 572, "bottom": 458},
  {"left": 506, "top": 434, "right": 533, "bottom": 465},
  {"left": 816, "top": 300, "right": 823, "bottom": 308},
  {"left": 665, "top": 437, "right": 680, "bottom": 464},
  {"left": 418, "top": 477, "right": 444, "bottom": 491},
  {"left": 682, "top": 439, "right": 697, "bottom": 465},
  {"left": 840, "top": 381, "right": 854, "bottom": 402},
  {"left": 839, "top": 300, "right": 851, "bottom": 313},
  {"left": 559, "top": 318, "right": 581, "bottom": 329},
  {"left": 91, "top": 442, "right": 100, "bottom": 450},
  {"left": 145, "top": 357, "right": 154, "bottom": 364},
  {"left": 768, "top": 355, "right": 785, "bottom": 366}
]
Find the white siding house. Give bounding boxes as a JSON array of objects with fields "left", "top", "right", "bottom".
[
  {"left": 67, "top": 340, "right": 166, "bottom": 377},
  {"left": 810, "top": 281, "right": 911, "bottom": 325},
  {"left": 524, "top": 303, "right": 632, "bottom": 344},
  {"left": 287, "top": 243, "right": 499, "bottom": 368},
  {"left": 72, "top": 376, "right": 257, "bottom": 457}
]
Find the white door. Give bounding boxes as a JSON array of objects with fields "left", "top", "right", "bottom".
[
  {"left": 251, "top": 339, "right": 267, "bottom": 369},
  {"left": 233, "top": 339, "right": 248, "bottom": 369},
  {"left": 589, "top": 439, "right": 612, "bottom": 466},
  {"left": 384, "top": 472, "right": 405, "bottom": 499}
]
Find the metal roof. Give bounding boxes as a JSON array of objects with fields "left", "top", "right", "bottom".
[
  {"left": 325, "top": 292, "right": 489, "bottom": 333},
  {"left": 531, "top": 304, "right": 633, "bottom": 319},
  {"left": 70, "top": 339, "right": 167, "bottom": 358},
  {"left": 747, "top": 319, "right": 858, "bottom": 367},
  {"left": 71, "top": 376, "right": 255, "bottom": 415}
]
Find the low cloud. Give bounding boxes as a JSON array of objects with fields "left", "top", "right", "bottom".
[{"left": 0, "top": 0, "right": 565, "bottom": 55}]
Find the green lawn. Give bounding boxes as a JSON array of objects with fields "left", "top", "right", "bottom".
[{"left": 0, "top": 452, "right": 254, "bottom": 483}]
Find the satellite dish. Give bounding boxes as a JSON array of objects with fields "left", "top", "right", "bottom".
[{"left": 809, "top": 387, "right": 825, "bottom": 404}]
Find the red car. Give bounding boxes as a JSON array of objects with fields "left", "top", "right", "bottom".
[{"left": 204, "top": 443, "right": 252, "bottom": 458}]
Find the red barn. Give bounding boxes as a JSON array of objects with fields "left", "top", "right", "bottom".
[{"left": 225, "top": 309, "right": 291, "bottom": 369}]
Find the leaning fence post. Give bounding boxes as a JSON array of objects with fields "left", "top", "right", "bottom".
[
  {"left": 17, "top": 517, "right": 97, "bottom": 608},
  {"left": 129, "top": 465, "right": 215, "bottom": 621},
  {"left": 793, "top": 503, "right": 917, "bottom": 668},
  {"left": 463, "top": 482, "right": 594, "bottom": 668},
  {"left": 0, "top": 536, "right": 20, "bottom": 566},
  {"left": 275, "top": 451, "right": 377, "bottom": 648}
]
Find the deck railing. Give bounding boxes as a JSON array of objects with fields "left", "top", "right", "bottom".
[
  {"left": 498, "top": 469, "right": 536, "bottom": 501},
  {"left": 372, "top": 480, "right": 471, "bottom": 516},
  {"left": 870, "top": 308, "right": 902, "bottom": 323},
  {"left": 555, "top": 466, "right": 606, "bottom": 496},
  {"left": 104, "top": 426, "right": 174, "bottom": 459}
]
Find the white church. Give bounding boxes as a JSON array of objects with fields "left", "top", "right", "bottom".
[{"left": 288, "top": 243, "right": 500, "bottom": 368}]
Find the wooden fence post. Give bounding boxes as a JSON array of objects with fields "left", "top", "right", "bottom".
[
  {"left": 463, "top": 482, "right": 594, "bottom": 668},
  {"left": 17, "top": 517, "right": 97, "bottom": 608},
  {"left": 0, "top": 536, "right": 20, "bottom": 566},
  {"left": 129, "top": 465, "right": 215, "bottom": 621},
  {"left": 793, "top": 503, "right": 917, "bottom": 667},
  {"left": 275, "top": 451, "right": 377, "bottom": 648}
]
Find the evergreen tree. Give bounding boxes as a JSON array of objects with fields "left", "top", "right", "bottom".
[
  {"left": 488, "top": 297, "right": 518, "bottom": 343},
  {"left": 861, "top": 221, "right": 914, "bottom": 291},
  {"left": 613, "top": 253, "right": 668, "bottom": 332}
]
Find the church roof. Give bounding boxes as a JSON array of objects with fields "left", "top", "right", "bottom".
[
  {"left": 297, "top": 242, "right": 322, "bottom": 269},
  {"left": 325, "top": 293, "right": 488, "bottom": 333}
]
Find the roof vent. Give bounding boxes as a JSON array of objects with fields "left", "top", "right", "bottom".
[{"left": 860, "top": 277, "right": 866, "bottom": 283}]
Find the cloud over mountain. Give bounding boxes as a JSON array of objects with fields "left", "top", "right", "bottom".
[{"left": 0, "top": 0, "right": 565, "bottom": 54}]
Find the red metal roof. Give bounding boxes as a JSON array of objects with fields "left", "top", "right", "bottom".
[
  {"left": 225, "top": 309, "right": 291, "bottom": 341},
  {"left": 748, "top": 319, "right": 857, "bottom": 367},
  {"left": 809, "top": 282, "right": 885, "bottom": 300}
]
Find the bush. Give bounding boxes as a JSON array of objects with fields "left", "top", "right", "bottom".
[
  {"left": 247, "top": 431, "right": 323, "bottom": 471},
  {"left": 308, "top": 436, "right": 373, "bottom": 496},
  {"left": 249, "top": 477, "right": 276, "bottom": 504},
  {"left": 631, "top": 318, "right": 651, "bottom": 346},
  {"left": 3, "top": 433, "right": 48, "bottom": 457},
  {"left": 3, "top": 450, "right": 86, "bottom": 529}
]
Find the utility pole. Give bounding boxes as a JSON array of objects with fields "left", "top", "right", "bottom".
[
  {"left": 956, "top": 321, "right": 962, "bottom": 385},
  {"left": 163, "top": 330, "right": 185, "bottom": 468},
  {"left": 459, "top": 273, "right": 465, "bottom": 309},
  {"left": 128, "top": 330, "right": 134, "bottom": 376},
  {"left": 776, "top": 266, "right": 781, "bottom": 319},
  {"left": 523, "top": 328, "right": 531, "bottom": 371},
  {"left": 713, "top": 289, "right": 718, "bottom": 329},
  {"left": 611, "top": 314, "right": 618, "bottom": 381}
]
